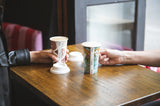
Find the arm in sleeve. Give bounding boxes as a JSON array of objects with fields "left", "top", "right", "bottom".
[{"left": 8, "top": 49, "right": 30, "bottom": 66}]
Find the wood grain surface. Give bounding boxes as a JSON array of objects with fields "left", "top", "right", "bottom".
[{"left": 10, "top": 44, "right": 160, "bottom": 106}]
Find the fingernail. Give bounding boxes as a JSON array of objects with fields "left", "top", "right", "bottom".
[{"left": 104, "top": 58, "right": 109, "bottom": 61}]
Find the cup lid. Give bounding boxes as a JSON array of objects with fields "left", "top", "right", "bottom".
[
  {"left": 68, "top": 51, "right": 83, "bottom": 62},
  {"left": 50, "top": 63, "right": 70, "bottom": 74},
  {"left": 82, "top": 41, "right": 101, "bottom": 47}
]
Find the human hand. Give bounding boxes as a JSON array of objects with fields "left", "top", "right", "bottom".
[
  {"left": 30, "top": 49, "right": 69, "bottom": 64},
  {"left": 99, "top": 49, "right": 124, "bottom": 65}
]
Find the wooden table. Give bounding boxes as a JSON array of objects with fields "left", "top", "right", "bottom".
[{"left": 10, "top": 44, "right": 160, "bottom": 106}]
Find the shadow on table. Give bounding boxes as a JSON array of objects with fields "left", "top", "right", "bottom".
[{"left": 10, "top": 78, "right": 57, "bottom": 106}]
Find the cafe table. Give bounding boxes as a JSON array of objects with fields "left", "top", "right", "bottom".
[{"left": 10, "top": 44, "right": 160, "bottom": 106}]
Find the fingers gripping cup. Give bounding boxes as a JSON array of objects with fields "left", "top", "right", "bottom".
[
  {"left": 82, "top": 42, "right": 101, "bottom": 74},
  {"left": 50, "top": 36, "right": 70, "bottom": 74}
]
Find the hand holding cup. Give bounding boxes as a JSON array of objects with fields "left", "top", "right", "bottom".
[{"left": 50, "top": 36, "right": 70, "bottom": 74}]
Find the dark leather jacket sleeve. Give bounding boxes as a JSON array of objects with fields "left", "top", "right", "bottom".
[{"left": 8, "top": 49, "right": 31, "bottom": 66}]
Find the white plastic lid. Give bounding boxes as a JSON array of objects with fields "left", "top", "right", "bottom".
[
  {"left": 68, "top": 51, "right": 83, "bottom": 62},
  {"left": 50, "top": 63, "right": 70, "bottom": 74}
]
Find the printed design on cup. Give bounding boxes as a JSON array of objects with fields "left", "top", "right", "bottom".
[
  {"left": 84, "top": 47, "right": 90, "bottom": 73},
  {"left": 83, "top": 47, "right": 100, "bottom": 74},
  {"left": 51, "top": 41, "right": 57, "bottom": 53},
  {"left": 51, "top": 41, "right": 67, "bottom": 63}
]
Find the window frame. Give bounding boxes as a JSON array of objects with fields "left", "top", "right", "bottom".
[{"left": 74, "top": 0, "right": 146, "bottom": 50}]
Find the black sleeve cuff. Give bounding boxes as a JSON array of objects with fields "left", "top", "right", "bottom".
[{"left": 8, "top": 49, "right": 30, "bottom": 66}]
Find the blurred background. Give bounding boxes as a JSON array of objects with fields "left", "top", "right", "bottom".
[
  {"left": 87, "top": 0, "right": 160, "bottom": 50},
  {"left": 3, "top": 0, "right": 160, "bottom": 51}
]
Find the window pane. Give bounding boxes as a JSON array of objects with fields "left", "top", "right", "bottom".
[
  {"left": 145, "top": 0, "right": 160, "bottom": 50},
  {"left": 87, "top": 1, "right": 135, "bottom": 49}
]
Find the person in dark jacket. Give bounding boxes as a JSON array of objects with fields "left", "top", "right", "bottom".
[{"left": 0, "top": 2, "right": 60, "bottom": 106}]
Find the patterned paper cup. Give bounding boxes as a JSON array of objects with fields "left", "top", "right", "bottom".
[
  {"left": 82, "top": 42, "right": 101, "bottom": 74},
  {"left": 50, "top": 36, "right": 68, "bottom": 63}
]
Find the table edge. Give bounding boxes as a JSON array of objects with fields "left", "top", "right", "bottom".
[{"left": 119, "top": 91, "right": 160, "bottom": 106}]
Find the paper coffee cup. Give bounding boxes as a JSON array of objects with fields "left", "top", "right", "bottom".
[
  {"left": 82, "top": 42, "right": 101, "bottom": 74},
  {"left": 50, "top": 36, "right": 70, "bottom": 74},
  {"left": 50, "top": 36, "right": 68, "bottom": 63}
]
